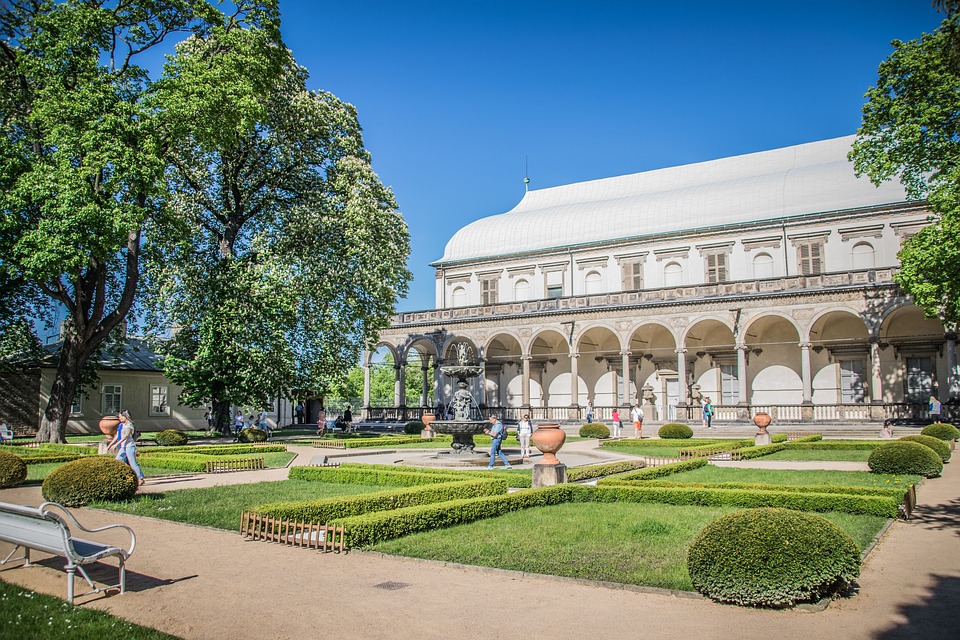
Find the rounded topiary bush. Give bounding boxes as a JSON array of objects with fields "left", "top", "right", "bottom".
[
  {"left": 154, "top": 429, "right": 189, "bottom": 447},
  {"left": 899, "top": 434, "right": 951, "bottom": 462},
  {"left": 404, "top": 420, "right": 426, "bottom": 434},
  {"left": 41, "top": 457, "right": 138, "bottom": 506},
  {"left": 658, "top": 423, "right": 694, "bottom": 439},
  {"left": 686, "top": 508, "right": 861, "bottom": 607},
  {"left": 579, "top": 423, "right": 610, "bottom": 439},
  {"left": 238, "top": 428, "right": 267, "bottom": 443},
  {"left": 0, "top": 450, "right": 28, "bottom": 488},
  {"left": 921, "top": 422, "right": 960, "bottom": 442},
  {"left": 771, "top": 433, "right": 789, "bottom": 443},
  {"left": 868, "top": 441, "right": 943, "bottom": 477}
]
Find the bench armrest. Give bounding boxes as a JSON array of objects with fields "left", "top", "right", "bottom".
[{"left": 39, "top": 502, "right": 137, "bottom": 557}]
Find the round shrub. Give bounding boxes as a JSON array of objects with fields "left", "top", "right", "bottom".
[
  {"left": 41, "top": 457, "right": 138, "bottom": 506},
  {"left": 899, "top": 434, "right": 951, "bottom": 462},
  {"left": 686, "top": 508, "right": 861, "bottom": 607},
  {"left": 0, "top": 450, "right": 28, "bottom": 488},
  {"left": 920, "top": 422, "right": 960, "bottom": 441},
  {"left": 238, "top": 428, "right": 267, "bottom": 443},
  {"left": 579, "top": 423, "right": 610, "bottom": 439},
  {"left": 868, "top": 441, "right": 943, "bottom": 477},
  {"left": 404, "top": 420, "right": 426, "bottom": 435},
  {"left": 154, "top": 429, "right": 189, "bottom": 446},
  {"left": 658, "top": 423, "right": 694, "bottom": 439}
]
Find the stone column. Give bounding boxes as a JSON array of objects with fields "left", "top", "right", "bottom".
[
  {"left": 394, "top": 362, "right": 405, "bottom": 408},
  {"left": 736, "top": 343, "right": 749, "bottom": 419},
  {"left": 362, "top": 352, "right": 372, "bottom": 419},
  {"left": 676, "top": 347, "right": 688, "bottom": 411},
  {"left": 620, "top": 350, "right": 632, "bottom": 405},
  {"left": 421, "top": 361, "right": 430, "bottom": 408},
  {"left": 569, "top": 351, "right": 580, "bottom": 420},
  {"left": 522, "top": 355, "right": 532, "bottom": 408},
  {"left": 946, "top": 332, "right": 959, "bottom": 402},
  {"left": 432, "top": 358, "right": 442, "bottom": 411},
  {"left": 799, "top": 341, "right": 813, "bottom": 421},
  {"left": 869, "top": 338, "right": 885, "bottom": 420}
]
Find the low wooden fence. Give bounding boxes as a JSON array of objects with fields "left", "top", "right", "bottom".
[
  {"left": 901, "top": 485, "right": 918, "bottom": 520},
  {"left": 641, "top": 456, "right": 682, "bottom": 467},
  {"left": 240, "top": 511, "right": 345, "bottom": 553},
  {"left": 206, "top": 458, "right": 264, "bottom": 473},
  {"left": 679, "top": 449, "right": 743, "bottom": 462},
  {"left": 308, "top": 440, "right": 347, "bottom": 449}
]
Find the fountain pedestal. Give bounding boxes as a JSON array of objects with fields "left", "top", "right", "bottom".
[{"left": 532, "top": 463, "right": 567, "bottom": 487}]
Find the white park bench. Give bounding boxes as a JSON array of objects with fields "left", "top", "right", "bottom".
[{"left": 0, "top": 501, "right": 136, "bottom": 604}]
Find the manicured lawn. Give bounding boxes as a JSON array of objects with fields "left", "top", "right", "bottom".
[
  {"left": 0, "top": 578, "right": 181, "bottom": 639},
  {"left": 764, "top": 449, "right": 873, "bottom": 462},
  {"left": 370, "top": 501, "right": 887, "bottom": 591},
  {"left": 94, "top": 480, "right": 385, "bottom": 530},
  {"left": 654, "top": 465, "right": 919, "bottom": 489}
]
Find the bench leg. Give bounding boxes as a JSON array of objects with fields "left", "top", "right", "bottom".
[
  {"left": 119, "top": 556, "right": 126, "bottom": 595},
  {"left": 66, "top": 565, "right": 75, "bottom": 605}
]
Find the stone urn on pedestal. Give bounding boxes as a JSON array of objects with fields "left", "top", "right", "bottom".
[
  {"left": 531, "top": 424, "right": 567, "bottom": 487},
  {"left": 98, "top": 415, "right": 120, "bottom": 454},
  {"left": 420, "top": 413, "right": 436, "bottom": 439},
  {"left": 753, "top": 412, "right": 772, "bottom": 445}
]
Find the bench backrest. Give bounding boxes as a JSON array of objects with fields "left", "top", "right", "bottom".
[{"left": 0, "top": 502, "right": 71, "bottom": 557}]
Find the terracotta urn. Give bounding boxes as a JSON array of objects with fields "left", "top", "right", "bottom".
[
  {"left": 753, "top": 412, "right": 772, "bottom": 434},
  {"left": 99, "top": 415, "right": 120, "bottom": 438},
  {"left": 531, "top": 423, "right": 566, "bottom": 465},
  {"left": 421, "top": 413, "right": 436, "bottom": 431}
]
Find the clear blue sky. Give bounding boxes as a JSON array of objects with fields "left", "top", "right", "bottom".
[{"left": 275, "top": 0, "right": 944, "bottom": 313}]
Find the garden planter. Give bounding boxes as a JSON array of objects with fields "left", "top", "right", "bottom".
[
  {"left": 421, "top": 413, "right": 436, "bottom": 431},
  {"left": 99, "top": 416, "right": 120, "bottom": 438},
  {"left": 532, "top": 423, "right": 566, "bottom": 465},
  {"left": 753, "top": 412, "right": 772, "bottom": 434}
]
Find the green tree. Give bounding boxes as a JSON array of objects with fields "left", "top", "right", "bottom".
[
  {"left": 146, "top": 25, "right": 411, "bottom": 431},
  {"left": 0, "top": 0, "right": 254, "bottom": 442},
  {"left": 850, "top": 9, "right": 960, "bottom": 330}
]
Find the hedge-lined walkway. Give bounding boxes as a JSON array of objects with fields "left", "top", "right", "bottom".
[{"left": 1, "top": 444, "right": 958, "bottom": 639}]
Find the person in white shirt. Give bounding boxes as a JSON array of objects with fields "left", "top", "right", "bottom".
[
  {"left": 517, "top": 413, "right": 535, "bottom": 459},
  {"left": 630, "top": 402, "right": 643, "bottom": 438}
]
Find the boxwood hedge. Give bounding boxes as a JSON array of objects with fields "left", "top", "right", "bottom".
[
  {"left": 566, "top": 460, "right": 647, "bottom": 482},
  {"left": 687, "top": 508, "right": 861, "bottom": 607},
  {"left": 658, "top": 423, "right": 694, "bottom": 439},
  {"left": 898, "top": 434, "right": 951, "bottom": 462},
  {"left": 596, "top": 458, "right": 708, "bottom": 483},
  {"left": 739, "top": 443, "right": 787, "bottom": 459},
  {"left": 623, "top": 480, "right": 908, "bottom": 499},
  {"left": 579, "top": 423, "right": 611, "bottom": 438},
  {"left": 0, "top": 450, "right": 27, "bottom": 488},
  {"left": 289, "top": 466, "right": 459, "bottom": 486},
  {"left": 920, "top": 422, "right": 960, "bottom": 441},
  {"left": 150, "top": 444, "right": 287, "bottom": 455},
  {"left": 868, "top": 441, "right": 943, "bottom": 477},
  {"left": 41, "top": 457, "right": 138, "bottom": 506}
]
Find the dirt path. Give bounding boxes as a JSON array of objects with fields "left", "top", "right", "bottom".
[{"left": 1, "top": 448, "right": 958, "bottom": 639}]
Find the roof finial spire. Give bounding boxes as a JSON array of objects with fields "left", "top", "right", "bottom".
[{"left": 524, "top": 154, "right": 531, "bottom": 192}]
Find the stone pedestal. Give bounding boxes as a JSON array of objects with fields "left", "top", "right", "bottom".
[
  {"left": 532, "top": 463, "right": 567, "bottom": 488},
  {"left": 420, "top": 429, "right": 435, "bottom": 439},
  {"left": 642, "top": 404, "right": 657, "bottom": 422},
  {"left": 754, "top": 433, "right": 771, "bottom": 446}
]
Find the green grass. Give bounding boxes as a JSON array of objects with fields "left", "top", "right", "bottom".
[
  {"left": 369, "top": 501, "right": 886, "bottom": 591},
  {"left": 650, "top": 464, "right": 919, "bottom": 489},
  {"left": 764, "top": 449, "right": 874, "bottom": 462},
  {"left": 93, "top": 480, "right": 385, "bottom": 530},
  {"left": 0, "top": 578, "right": 181, "bottom": 639}
]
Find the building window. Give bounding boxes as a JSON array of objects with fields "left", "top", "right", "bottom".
[
  {"left": 752, "top": 252, "right": 775, "bottom": 279},
  {"left": 704, "top": 252, "right": 729, "bottom": 283},
  {"left": 150, "top": 385, "right": 170, "bottom": 416},
  {"left": 480, "top": 276, "right": 499, "bottom": 305},
  {"left": 514, "top": 278, "right": 531, "bottom": 301},
  {"left": 584, "top": 270, "right": 602, "bottom": 295},
  {"left": 664, "top": 262, "right": 683, "bottom": 287},
  {"left": 451, "top": 286, "right": 467, "bottom": 307},
  {"left": 839, "top": 360, "right": 866, "bottom": 403},
  {"left": 70, "top": 396, "right": 82, "bottom": 415},
  {"left": 720, "top": 364, "right": 739, "bottom": 405},
  {"left": 851, "top": 241, "right": 876, "bottom": 270},
  {"left": 905, "top": 356, "right": 935, "bottom": 404},
  {"left": 546, "top": 285, "right": 563, "bottom": 299},
  {"left": 102, "top": 385, "right": 122, "bottom": 415},
  {"left": 544, "top": 269, "right": 564, "bottom": 298},
  {"left": 796, "top": 240, "right": 824, "bottom": 275},
  {"left": 621, "top": 259, "right": 644, "bottom": 291}
]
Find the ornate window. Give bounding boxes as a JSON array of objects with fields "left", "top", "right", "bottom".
[
  {"left": 150, "top": 385, "right": 170, "bottom": 416},
  {"left": 720, "top": 365, "right": 739, "bottom": 404},
  {"left": 480, "top": 276, "right": 499, "bottom": 305},
  {"left": 839, "top": 360, "right": 866, "bottom": 403},
  {"left": 620, "top": 259, "right": 644, "bottom": 291},
  {"left": 704, "top": 251, "right": 729, "bottom": 283},
  {"left": 905, "top": 356, "right": 935, "bottom": 404},
  {"left": 102, "top": 385, "right": 122, "bottom": 415},
  {"left": 796, "top": 240, "right": 824, "bottom": 275}
]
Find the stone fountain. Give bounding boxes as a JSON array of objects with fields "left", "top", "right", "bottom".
[{"left": 431, "top": 343, "right": 488, "bottom": 454}]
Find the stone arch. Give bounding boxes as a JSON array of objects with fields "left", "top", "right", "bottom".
[
  {"left": 683, "top": 318, "right": 736, "bottom": 406},
  {"left": 627, "top": 322, "right": 680, "bottom": 418},
  {"left": 743, "top": 313, "right": 802, "bottom": 406},
  {"left": 528, "top": 329, "right": 573, "bottom": 410},
  {"left": 484, "top": 332, "right": 524, "bottom": 409},
  {"left": 808, "top": 309, "right": 871, "bottom": 405},
  {"left": 879, "top": 305, "right": 946, "bottom": 404},
  {"left": 577, "top": 324, "right": 623, "bottom": 409}
]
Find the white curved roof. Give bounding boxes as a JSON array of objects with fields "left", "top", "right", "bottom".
[{"left": 436, "top": 136, "right": 911, "bottom": 264}]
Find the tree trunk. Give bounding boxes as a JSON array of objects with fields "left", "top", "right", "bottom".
[
  {"left": 36, "top": 337, "right": 87, "bottom": 443},
  {"left": 212, "top": 399, "right": 231, "bottom": 436}
]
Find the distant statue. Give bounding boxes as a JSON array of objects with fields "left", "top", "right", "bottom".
[
  {"left": 454, "top": 342, "right": 473, "bottom": 366},
  {"left": 688, "top": 384, "right": 702, "bottom": 406},
  {"left": 452, "top": 382, "right": 474, "bottom": 420}
]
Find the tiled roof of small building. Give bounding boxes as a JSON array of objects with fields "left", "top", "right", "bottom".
[
  {"left": 435, "top": 136, "right": 912, "bottom": 264},
  {"left": 39, "top": 337, "right": 162, "bottom": 371}
]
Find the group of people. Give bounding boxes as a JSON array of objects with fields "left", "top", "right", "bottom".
[
  {"left": 315, "top": 407, "right": 353, "bottom": 435},
  {"left": 232, "top": 409, "right": 270, "bottom": 440}
]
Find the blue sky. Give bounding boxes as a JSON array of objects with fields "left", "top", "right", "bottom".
[{"left": 275, "top": 0, "right": 943, "bottom": 312}]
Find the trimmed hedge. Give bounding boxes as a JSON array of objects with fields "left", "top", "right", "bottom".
[
  {"left": 771, "top": 433, "right": 789, "bottom": 443},
  {"left": 41, "top": 457, "right": 138, "bottom": 506},
  {"left": 790, "top": 434, "right": 823, "bottom": 443},
  {"left": 0, "top": 450, "right": 28, "bottom": 488},
  {"left": 920, "top": 422, "right": 960, "bottom": 442},
  {"left": 658, "top": 423, "right": 694, "bottom": 439},
  {"left": 404, "top": 421, "right": 426, "bottom": 435},
  {"left": 238, "top": 428, "right": 268, "bottom": 443},
  {"left": 136, "top": 453, "right": 259, "bottom": 472},
  {"left": 899, "top": 434, "right": 951, "bottom": 462},
  {"left": 289, "top": 466, "right": 459, "bottom": 487},
  {"left": 596, "top": 458, "right": 708, "bottom": 483},
  {"left": 154, "top": 429, "right": 189, "bottom": 447},
  {"left": 566, "top": 459, "right": 647, "bottom": 482},
  {"left": 588, "top": 484, "right": 900, "bottom": 518},
  {"left": 256, "top": 479, "right": 506, "bottom": 522},
  {"left": 150, "top": 444, "right": 287, "bottom": 455},
  {"left": 687, "top": 508, "right": 861, "bottom": 607},
  {"left": 679, "top": 440, "right": 754, "bottom": 457},
  {"left": 600, "top": 439, "right": 724, "bottom": 449},
  {"left": 579, "top": 423, "right": 611, "bottom": 439},
  {"left": 15, "top": 453, "right": 82, "bottom": 465},
  {"left": 868, "top": 441, "right": 943, "bottom": 477},
  {"left": 333, "top": 462, "right": 534, "bottom": 488},
  {"left": 627, "top": 480, "right": 908, "bottom": 499},
  {"left": 785, "top": 441, "right": 882, "bottom": 451},
  {"left": 739, "top": 443, "right": 787, "bottom": 459}
]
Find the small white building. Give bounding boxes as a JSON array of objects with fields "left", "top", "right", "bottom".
[{"left": 372, "top": 136, "right": 956, "bottom": 424}]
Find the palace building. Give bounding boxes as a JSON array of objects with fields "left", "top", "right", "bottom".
[{"left": 368, "top": 136, "right": 957, "bottom": 425}]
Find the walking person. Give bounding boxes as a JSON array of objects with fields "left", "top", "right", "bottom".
[
  {"left": 342, "top": 405, "right": 353, "bottom": 433},
  {"left": 233, "top": 411, "right": 244, "bottom": 441},
  {"left": 611, "top": 408, "right": 622, "bottom": 438},
  {"left": 517, "top": 413, "right": 535, "bottom": 459},
  {"left": 703, "top": 397, "right": 714, "bottom": 430},
  {"left": 108, "top": 410, "right": 144, "bottom": 487},
  {"left": 317, "top": 408, "right": 326, "bottom": 435},
  {"left": 631, "top": 401, "right": 643, "bottom": 438},
  {"left": 295, "top": 401, "right": 304, "bottom": 424},
  {"left": 585, "top": 400, "right": 594, "bottom": 424},
  {"left": 483, "top": 414, "right": 512, "bottom": 468}
]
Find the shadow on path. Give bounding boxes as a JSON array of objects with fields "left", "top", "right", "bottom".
[
  {"left": 908, "top": 497, "right": 960, "bottom": 535},
  {"left": 874, "top": 574, "right": 960, "bottom": 639}
]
